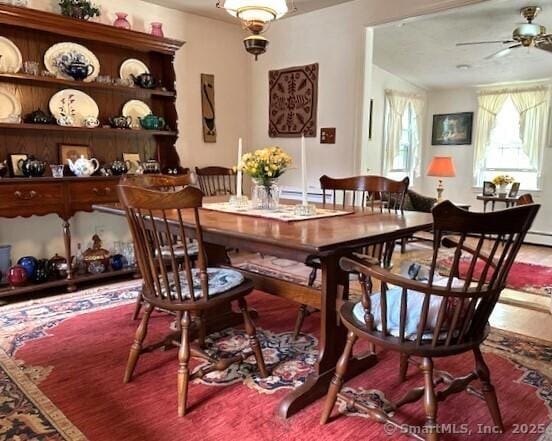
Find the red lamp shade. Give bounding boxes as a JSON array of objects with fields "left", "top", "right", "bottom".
[{"left": 427, "top": 156, "right": 456, "bottom": 178}]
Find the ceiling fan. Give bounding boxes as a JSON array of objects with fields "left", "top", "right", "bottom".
[{"left": 456, "top": 6, "right": 552, "bottom": 59}]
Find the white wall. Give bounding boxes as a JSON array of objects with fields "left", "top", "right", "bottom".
[
  {"left": 421, "top": 87, "right": 478, "bottom": 202},
  {"left": 248, "top": 0, "right": 484, "bottom": 190},
  {"left": 421, "top": 86, "right": 552, "bottom": 244},
  {"left": 363, "top": 64, "right": 426, "bottom": 186},
  {"left": 1, "top": 0, "right": 250, "bottom": 260}
]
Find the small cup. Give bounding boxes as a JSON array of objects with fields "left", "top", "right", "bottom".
[
  {"left": 23, "top": 61, "right": 39, "bottom": 76},
  {"left": 50, "top": 164, "right": 64, "bottom": 178},
  {"left": 5, "top": 114, "right": 21, "bottom": 124},
  {"left": 96, "top": 75, "right": 111, "bottom": 84}
]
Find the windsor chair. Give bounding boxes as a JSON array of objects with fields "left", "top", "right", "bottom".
[
  {"left": 292, "top": 174, "right": 409, "bottom": 339},
  {"left": 123, "top": 174, "right": 200, "bottom": 320},
  {"left": 195, "top": 166, "right": 238, "bottom": 196},
  {"left": 517, "top": 193, "right": 534, "bottom": 205},
  {"left": 118, "top": 183, "right": 268, "bottom": 416},
  {"left": 320, "top": 200, "right": 540, "bottom": 440}
]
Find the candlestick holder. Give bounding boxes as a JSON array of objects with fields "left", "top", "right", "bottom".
[
  {"left": 229, "top": 195, "right": 249, "bottom": 209},
  {"left": 294, "top": 203, "right": 317, "bottom": 217}
]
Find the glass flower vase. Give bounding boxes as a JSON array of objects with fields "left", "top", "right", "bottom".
[
  {"left": 251, "top": 178, "right": 280, "bottom": 210},
  {"left": 114, "top": 12, "right": 131, "bottom": 30},
  {"left": 151, "top": 22, "right": 164, "bottom": 37}
]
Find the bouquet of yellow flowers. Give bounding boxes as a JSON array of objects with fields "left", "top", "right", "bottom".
[
  {"left": 239, "top": 146, "right": 292, "bottom": 186},
  {"left": 492, "top": 175, "right": 515, "bottom": 186}
]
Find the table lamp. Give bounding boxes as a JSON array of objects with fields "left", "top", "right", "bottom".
[{"left": 427, "top": 156, "right": 456, "bottom": 202}]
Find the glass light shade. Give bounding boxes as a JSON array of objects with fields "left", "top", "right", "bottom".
[
  {"left": 222, "top": 0, "right": 289, "bottom": 22},
  {"left": 427, "top": 156, "right": 456, "bottom": 177},
  {"left": 514, "top": 23, "right": 543, "bottom": 38}
]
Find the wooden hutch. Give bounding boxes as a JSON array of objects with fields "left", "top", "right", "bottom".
[{"left": 0, "top": 4, "right": 185, "bottom": 297}]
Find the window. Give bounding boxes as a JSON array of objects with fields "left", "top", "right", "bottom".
[
  {"left": 480, "top": 97, "right": 537, "bottom": 189},
  {"left": 383, "top": 99, "right": 419, "bottom": 181},
  {"left": 473, "top": 86, "right": 550, "bottom": 190}
]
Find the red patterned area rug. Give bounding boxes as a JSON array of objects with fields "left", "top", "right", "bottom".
[
  {"left": 0, "top": 281, "right": 551, "bottom": 441},
  {"left": 439, "top": 257, "right": 552, "bottom": 297}
]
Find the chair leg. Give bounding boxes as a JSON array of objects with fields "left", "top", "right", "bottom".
[
  {"left": 292, "top": 267, "right": 318, "bottom": 340},
  {"left": 420, "top": 357, "right": 438, "bottom": 441},
  {"left": 399, "top": 353, "right": 409, "bottom": 382},
  {"left": 197, "top": 311, "right": 207, "bottom": 349},
  {"left": 474, "top": 347, "right": 504, "bottom": 432},
  {"left": 131, "top": 283, "right": 145, "bottom": 320},
  {"left": 293, "top": 304, "right": 309, "bottom": 340},
  {"left": 308, "top": 267, "right": 318, "bottom": 287},
  {"left": 124, "top": 302, "right": 153, "bottom": 383},
  {"left": 320, "top": 331, "right": 358, "bottom": 425},
  {"left": 238, "top": 297, "right": 268, "bottom": 378},
  {"left": 177, "top": 311, "right": 191, "bottom": 417}
]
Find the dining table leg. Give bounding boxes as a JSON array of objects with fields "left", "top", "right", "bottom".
[{"left": 278, "top": 254, "right": 378, "bottom": 419}]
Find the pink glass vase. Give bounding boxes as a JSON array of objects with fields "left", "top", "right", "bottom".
[
  {"left": 114, "top": 12, "right": 131, "bottom": 30},
  {"left": 151, "top": 22, "right": 164, "bottom": 37}
]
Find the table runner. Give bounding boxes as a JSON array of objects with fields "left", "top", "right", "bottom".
[{"left": 201, "top": 202, "right": 351, "bottom": 222}]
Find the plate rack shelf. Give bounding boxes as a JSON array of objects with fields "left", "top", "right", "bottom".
[{"left": 0, "top": 4, "right": 185, "bottom": 297}]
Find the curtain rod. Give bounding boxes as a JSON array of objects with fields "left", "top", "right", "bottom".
[
  {"left": 384, "top": 89, "right": 425, "bottom": 100},
  {"left": 478, "top": 85, "right": 550, "bottom": 96}
]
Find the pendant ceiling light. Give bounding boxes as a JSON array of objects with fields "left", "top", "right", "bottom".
[{"left": 216, "top": 0, "right": 295, "bottom": 60}]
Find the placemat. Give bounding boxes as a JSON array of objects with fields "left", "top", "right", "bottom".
[{"left": 201, "top": 202, "right": 352, "bottom": 222}]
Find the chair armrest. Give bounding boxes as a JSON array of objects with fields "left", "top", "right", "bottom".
[{"left": 340, "top": 255, "right": 481, "bottom": 298}]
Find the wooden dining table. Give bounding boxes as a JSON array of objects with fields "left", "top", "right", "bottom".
[{"left": 93, "top": 198, "right": 433, "bottom": 419}]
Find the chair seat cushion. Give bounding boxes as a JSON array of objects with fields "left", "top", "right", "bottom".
[
  {"left": 164, "top": 268, "right": 245, "bottom": 300},
  {"left": 156, "top": 241, "right": 199, "bottom": 258},
  {"left": 352, "top": 276, "right": 463, "bottom": 341}
]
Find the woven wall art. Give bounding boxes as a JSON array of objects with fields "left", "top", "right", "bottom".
[{"left": 268, "top": 63, "right": 318, "bottom": 138}]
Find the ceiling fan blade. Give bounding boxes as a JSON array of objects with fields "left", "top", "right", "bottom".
[
  {"left": 535, "top": 35, "right": 552, "bottom": 52},
  {"left": 484, "top": 44, "right": 522, "bottom": 60},
  {"left": 536, "top": 44, "right": 552, "bottom": 54},
  {"left": 456, "top": 40, "right": 514, "bottom": 46}
]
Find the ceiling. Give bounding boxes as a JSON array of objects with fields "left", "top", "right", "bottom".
[
  {"left": 373, "top": 0, "right": 552, "bottom": 90},
  {"left": 143, "top": 0, "right": 353, "bottom": 23}
]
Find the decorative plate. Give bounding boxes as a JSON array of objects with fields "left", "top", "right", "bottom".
[
  {"left": 0, "top": 88, "right": 22, "bottom": 123},
  {"left": 0, "top": 37, "right": 23, "bottom": 73},
  {"left": 119, "top": 59, "right": 150, "bottom": 81},
  {"left": 44, "top": 42, "right": 100, "bottom": 82},
  {"left": 49, "top": 89, "right": 99, "bottom": 127},
  {"left": 122, "top": 99, "right": 152, "bottom": 129}
]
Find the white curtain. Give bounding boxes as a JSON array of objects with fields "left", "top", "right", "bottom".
[
  {"left": 510, "top": 87, "right": 550, "bottom": 178},
  {"left": 474, "top": 85, "right": 550, "bottom": 184},
  {"left": 473, "top": 92, "right": 508, "bottom": 185},
  {"left": 383, "top": 89, "right": 425, "bottom": 177},
  {"left": 410, "top": 96, "right": 425, "bottom": 178}
]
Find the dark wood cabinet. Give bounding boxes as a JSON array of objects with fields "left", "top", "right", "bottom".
[{"left": 0, "top": 4, "right": 185, "bottom": 297}]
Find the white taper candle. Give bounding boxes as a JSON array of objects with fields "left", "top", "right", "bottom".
[
  {"left": 237, "top": 138, "right": 243, "bottom": 197},
  {"left": 301, "top": 134, "right": 308, "bottom": 205}
]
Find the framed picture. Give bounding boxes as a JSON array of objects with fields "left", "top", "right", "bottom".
[
  {"left": 432, "top": 112, "right": 474, "bottom": 146},
  {"left": 482, "top": 181, "right": 496, "bottom": 196},
  {"left": 368, "top": 98, "right": 374, "bottom": 140},
  {"left": 58, "top": 144, "right": 91, "bottom": 165},
  {"left": 123, "top": 153, "right": 141, "bottom": 174},
  {"left": 509, "top": 182, "right": 520, "bottom": 198},
  {"left": 8, "top": 153, "right": 28, "bottom": 177}
]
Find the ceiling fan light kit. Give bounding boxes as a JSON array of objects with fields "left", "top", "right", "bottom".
[
  {"left": 456, "top": 5, "right": 552, "bottom": 59},
  {"left": 216, "top": 0, "right": 295, "bottom": 59}
]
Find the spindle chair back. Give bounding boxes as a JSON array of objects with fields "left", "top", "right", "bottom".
[{"left": 195, "top": 166, "right": 238, "bottom": 196}]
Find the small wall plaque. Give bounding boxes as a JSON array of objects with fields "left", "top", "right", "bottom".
[{"left": 320, "top": 128, "right": 336, "bottom": 144}]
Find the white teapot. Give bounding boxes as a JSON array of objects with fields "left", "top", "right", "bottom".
[{"left": 67, "top": 155, "right": 99, "bottom": 177}]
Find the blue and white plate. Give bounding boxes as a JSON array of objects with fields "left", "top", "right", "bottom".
[{"left": 44, "top": 42, "right": 100, "bottom": 83}]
